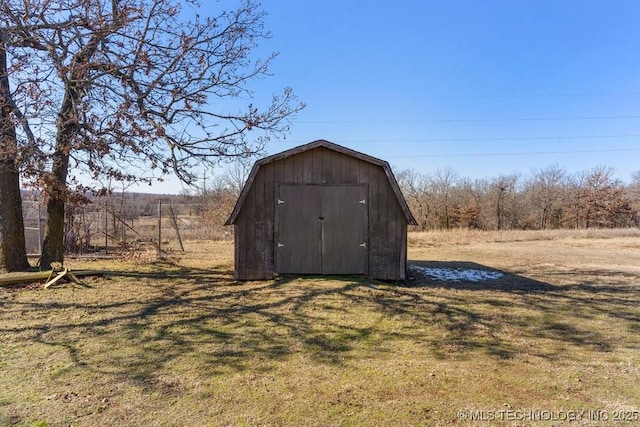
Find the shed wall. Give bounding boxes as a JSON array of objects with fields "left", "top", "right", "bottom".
[{"left": 234, "top": 147, "right": 408, "bottom": 280}]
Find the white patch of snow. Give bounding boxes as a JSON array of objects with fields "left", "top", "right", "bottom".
[{"left": 409, "top": 265, "right": 504, "bottom": 282}]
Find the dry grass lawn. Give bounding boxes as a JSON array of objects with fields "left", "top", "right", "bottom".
[{"left": 1, "top": 229, "right": 640, "bottom": 426}]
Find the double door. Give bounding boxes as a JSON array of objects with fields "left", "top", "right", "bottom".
[{"left": 275, "top": 185, "right": 367, "bottom": 275}]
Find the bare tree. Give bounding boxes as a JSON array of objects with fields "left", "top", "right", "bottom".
[
  {"left": 429, "top": 166, "right": 459, "bottom": 229},
  {"left": 629, "top": 171, "right": 640, "bottom": 226},
  {"left": 488, "top": 174, "right": 520, "bottom": 230},
  {"left": 202, "top": 173, "right": 238, "bottom": 239},
  {"left": 397, "top": 169, "right": 430, "bottom": 230},
  {"left": 224, "top": 159, "right": 253, "bottom": 197},
  {"left": 451, "top": 177, "right": 482, "bottom": 229},
  {"left": 524, "top": 164, "right": 567, "bottom": 229},
  {"left": 628, "top": 171, "right": 640, "bottom": 204},
  {"left": 0, "top": 34, "right": 29, "bottom": 271},
  {"left": 1, "top": 0, "right": 303, "bottom": 268},
  {"left": 577, "top": 166, "right": 633, "bottom": 228}
]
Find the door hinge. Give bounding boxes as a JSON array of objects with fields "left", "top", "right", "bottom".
[
  {"left": 359, "top": 242, "right": 367, "bottom": 248},
  {"left": 277, "top": 242, "right": 285, "bottom": 248}
]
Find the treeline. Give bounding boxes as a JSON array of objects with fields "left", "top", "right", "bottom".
[
  {"left": 198, "top": 163, "right": 640, "bottom": 232},
  {"left": 61, "top": 163, "right": 639, "bottom": 239},
  {"left": 396, "top": 165, "right": 640, "bottom": 231}
]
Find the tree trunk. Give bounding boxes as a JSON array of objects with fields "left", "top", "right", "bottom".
[
  {"left": 0, "top": 144, "right": 30, "bottom": 273},
  {"left": 496, "top": 193, "right": 504, "bottom": 231},
  {"left": 40, "top": 91, "right": 75, "bottom": 269},
  {"left": 40, "top": 194, "right": 66, "bottom": 269},
  {"left": 0, "top": 38, "right": 30, "bottom": 272},
  {"left": 40, "top": 144, "right": 72, "bottom": 269}
]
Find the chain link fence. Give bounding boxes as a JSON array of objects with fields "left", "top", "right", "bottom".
[
  {"left": 22, "top": 195, "right": 232, "bottom": 259},
  {"left": 22, "top": 200, "right": 44, "bottom": 256}
]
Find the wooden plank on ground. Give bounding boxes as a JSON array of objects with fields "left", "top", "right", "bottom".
[
  {"left": 44, "top": 268, "right": 68, "bottom": 288},
  {"left": 0, "top": 270, "right": 104, "bottom": 287}
]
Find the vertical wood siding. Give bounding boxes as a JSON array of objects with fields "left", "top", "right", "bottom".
[{"left": 234, "top": 146, "right": 408, "bottom": 280}]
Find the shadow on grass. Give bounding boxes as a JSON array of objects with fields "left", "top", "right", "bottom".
[
  {"left": 403, "top": 260, "right": 638, "bottom": 356},
  {"left": 1, "top": 259, "right": 639, "bottom": 397},
  {"left": 406, "top": 260, "right": 557, "bottom": 292}
]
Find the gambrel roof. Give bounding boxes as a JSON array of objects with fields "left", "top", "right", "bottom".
[{"left": 225, "top": 139, "right": 417, "bottom": 226}]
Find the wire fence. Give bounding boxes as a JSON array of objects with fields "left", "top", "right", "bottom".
[
  {"left": 23, "top": 200, "right": 44, "bottom": 255},
  {"left": 22, "top": 196, "right": 232, "bottom": 259}
]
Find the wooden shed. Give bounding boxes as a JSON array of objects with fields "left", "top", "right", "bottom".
[{"left": 225, "top": 140, "right": 417, "bottom": 280}]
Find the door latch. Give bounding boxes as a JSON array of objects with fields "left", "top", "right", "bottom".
[
  {"left": 277, "top": 243, "right": 285, "bottom": 248},
  {"left": 359, "top": 242, "right": 366, "bottom": 248}
]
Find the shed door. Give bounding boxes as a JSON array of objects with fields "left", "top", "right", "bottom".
[
  {"left": 275, "top": 185, "right": 322, "bottom": 274},
  {"left": 275, "top": 185, "right": 367, "bottom": 275}
]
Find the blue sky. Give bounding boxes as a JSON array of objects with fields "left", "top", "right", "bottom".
[{"left": 156, "top": 0, "right": 640, "bottom": 193}]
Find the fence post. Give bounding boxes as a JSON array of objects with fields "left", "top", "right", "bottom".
[
  {"left": 157, "top": 200, "right": 162, "bottom": 258},
  {"left": 104, "top": 201, "right": 108, "bottom": 255},
  {"left": 169, "top": 204, "right": 185, "bottom": 251}
]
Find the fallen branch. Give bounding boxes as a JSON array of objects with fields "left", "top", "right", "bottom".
[{"left": 0, "top": 270, "right": 103, "bottom": 287}]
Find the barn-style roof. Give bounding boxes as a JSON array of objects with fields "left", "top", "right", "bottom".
[{"left": 225, "top": 139, "right": 417, "bottom": 226}]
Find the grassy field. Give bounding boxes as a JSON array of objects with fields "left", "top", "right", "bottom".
[{"left": 1, "top": 229, "right": 640, "bottom": 426}]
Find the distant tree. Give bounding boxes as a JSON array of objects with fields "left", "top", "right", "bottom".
[
  {"left": 569, "top": 166, "right": 634, "bottom": 228},
  {"left": 0, "top": 35, "right": 29, "bottom": 271},
  {"left": 488, "top": 174, "right": 520, "bottom": 230},
  {"left": 629, "top": 171, "right": 640, "bottom": 226},
  {"left": 224, "top": 159, "right": 253, "bottom": 197},
  {"left": 451, "top": 178, "right": 482, "bottom": 229},
  {"left": 397, "top": 169, "right": 430, "bottom": 230},
  {"left": 1, "top": 0, "right": 303, "bottom": 268},
  {"left": 627, "top": 170, "right": 640, "bottom": 227},
  {"left": 524, "top": 164, "right": 567, "bottom": 229},
  {"left": 202, "top": 174, "right": 238, "bottom": 239},
  {"left": 429, "top": 166, "right": 459, "bottom": 229},
  {"left": 628, "top": 171, "right": 640, "bottom": 204}
]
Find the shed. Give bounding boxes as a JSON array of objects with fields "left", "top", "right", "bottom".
[{"left": 225, "top": 140, "right": 417, "bottom": 280}]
